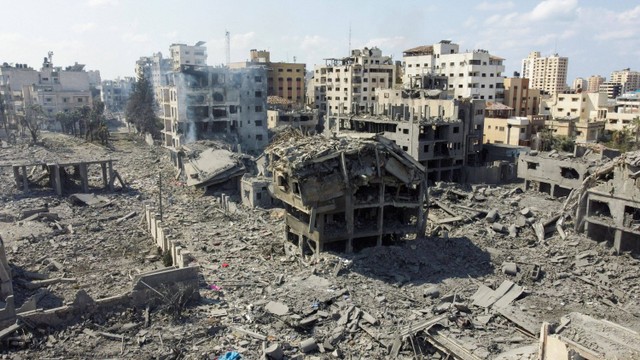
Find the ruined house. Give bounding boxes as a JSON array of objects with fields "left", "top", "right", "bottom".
[
  {"left": 575, "top": 151, "right": 640, "bottom": 253},
  {"left": 518, "top": 145, "right": 620, "bottom": 198},
  {"left": 266, "top": 132, "right": 427, "bottom": 256}
]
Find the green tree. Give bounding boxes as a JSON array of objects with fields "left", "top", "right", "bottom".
[
  {"left": 609, "top": 127, "right": 633, "bottom": 152},
  {"left": 125, "top": 75, "right": 160, "bottom": 137},
  {"left": 86, "top": 100, "right": 106, "bottom": 141},
  {"left": 632, "top": 116, "right": 640, "bottom": 145},
  {"left": 21, "top": 104, "right": 45, "bottom": 143}
]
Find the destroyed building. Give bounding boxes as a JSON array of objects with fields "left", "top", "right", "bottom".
[
  {"left": 266, "top": 132, "right": 427, "bottom": 256},
  {"left": 576, "top": 151, "right": 640, "bottom": 253},
  {"left": 326, "top": 88, "right": 484, "bottom": 183},
  {"left": 159, "top": 65, "right": 268, "bottom": 153},
  {"left": 176, "top": 141, "right": 246, "bottom": 190},
  {"left": 518, "top": 151, "right": 597, "bottom": 197},
  {"left": 267, "top": 107, "right": 319, "bottom": 135}
]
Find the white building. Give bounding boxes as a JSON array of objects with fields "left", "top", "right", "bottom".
[
  {"left": 605, "top": 93, "right": 640, "bottom": 132},
  {"left": 312, "top": 47, "right": 397, "bottom": 116},
  {"left": 169, "top": 42, "right": 207, "bottom": 71},
  {"left": 572, "top": 77, "right": 587, "bottom": 92},
  {"left": 403, "top": 40, "right": 506, "bottom": 101},
  {"left": 521, "top": 51, "right": 568, "bottom": 95}
]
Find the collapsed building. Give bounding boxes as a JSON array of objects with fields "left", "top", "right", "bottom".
[
  {"left": 326, "top": 88, "right": 484, "bottom": 183},
  {"left": 575, "top": 151, "right": 640, "bottom": 253},
  {"left": 266, "top": 132, "right": 427, "bottom": 256},
  {"left": 518, "top": 146, "right": 640, "bottom": 253}
]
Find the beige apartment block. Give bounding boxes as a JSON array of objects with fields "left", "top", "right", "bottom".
[
  {"left": 610, "top": 68, "right": 640, "bottom": 93},
  {"left": 312, "top": 47, "right": 397, "bottom": 116},
  {"left": 504, "top": 77, "right": 541, "bottom": 117},
  {"left": 521, "top": 51, "right": 568, "bottom": 95},
  {"left": 587, "top": 75, "right": 605, "bottom": 93}
]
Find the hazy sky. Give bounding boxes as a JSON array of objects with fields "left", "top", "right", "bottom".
[{"left": 1, "top": 0, "right": 637, "bottom": 82}]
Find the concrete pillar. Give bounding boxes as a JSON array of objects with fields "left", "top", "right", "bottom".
[
  {"left": 101, "top": 162, "right": 108, "bottom": 189},
  {"left": 12, "top": 166, "right": 21, "bottom": 189},
  {"left": 613, "top": 230, "right": 623, "bottom": 254},
  {"left": 79, "top": 163, "right": 89, "bottom": 193},
  {"left": 52, "top": 165, "right": 63, "bottom": 195},
  {"left": 153, "top": 214, "right": 161, "bottom": 241},
  {"left": 107, "top": 161, "right": 114, "bottom": 191},
  {"left": 156, "top": 227, "right": 164, "bottom": 249},
  {"left": 21, "top": 166, "right": 29, "bottom": 192}
]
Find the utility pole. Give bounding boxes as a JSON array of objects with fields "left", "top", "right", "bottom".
[{"left": 225, "top": 31, "right": 231, "bottom": 67}]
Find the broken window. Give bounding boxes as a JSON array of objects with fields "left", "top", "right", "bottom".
[
  {"left": 255, "top": 120, "right": 263, "bottom": 127},
  {"left": 527, "top": 162, "right": 539, "bottom": 170},
  {"left": 560, "top": 167, "right": 579, "bottom": 179},
  {"left": 589, "top": 199, "right": 612, "bottom": 219}
]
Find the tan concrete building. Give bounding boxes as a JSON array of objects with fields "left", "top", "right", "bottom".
[
  {"left": 587, "top": 75, "right": 605, "bottom": 93},
  {"left": 230, "top": 50, "right": 305, "bottom": 107},
  {"left": 540, "top": 92, "right": 608, "bottom": 142},
  {"left": 610, "top": 68, "right": 640, "bottom": 93},
  {"left": 521, "top": 51, "right": 568, "bottom": 95},
  {"left": 599, "top": 81, "right": 623, "bottom": 99},
  {"left": 483, "top": 102, "right": 532, "bottom": 146},
  {"left": 503, "top": 77, "right": 541, "bottom": 117}
]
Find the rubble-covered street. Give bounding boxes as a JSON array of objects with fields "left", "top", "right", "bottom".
[{"left": 2, "top": 131, "right": 640, "bottom": 359}]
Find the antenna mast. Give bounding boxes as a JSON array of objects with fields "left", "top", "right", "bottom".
[
  {"left": 348, "top": 23, "right": 352, "bottom": 55},
  {"left": 225, "top": 31, "right": 231, "bottom": 66}
]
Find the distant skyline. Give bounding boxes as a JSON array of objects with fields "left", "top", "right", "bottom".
[{"left": 1, "top": 0, "right": 638, "bottom": 83}]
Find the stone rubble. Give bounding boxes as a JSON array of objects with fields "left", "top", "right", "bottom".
[{"left": 0, "top": 131, "right": 639, "bottom": 359}]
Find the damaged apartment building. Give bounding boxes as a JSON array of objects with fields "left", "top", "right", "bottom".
[
  {"left": 326, "top": 85, "right": 485, "bottom": 183},
  {"left": 159, "top": 64, "right": 269, "bottom": 155},
  {"left": 266, "top": 133, "right": 427, "bottom": 257},
  {"left": 518, "top": 146, "right": 640, "bottom": 253}
]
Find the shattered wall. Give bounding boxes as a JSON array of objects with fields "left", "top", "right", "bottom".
[
  {"left": 577, "top": 152, "right": 640, "bottom": 253},
  {"left": 518, "top": 152, "right": 594, "bottom": 197},
  {"left": 267, "top": 132, "right": 427, "bottom": 256}
]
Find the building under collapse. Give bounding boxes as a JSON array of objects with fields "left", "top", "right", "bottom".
[
  {"left": 159, "top": 65, "right": 268, "bottom": 153},
  {"left": 326, "top": 88, "right": 484, "bottom": 183},
  {"left": 266, "top": 132, "right": 427, "bottom": 256},
  {"left": 575, "top": 151, "right": 640, "bottom": 253}
]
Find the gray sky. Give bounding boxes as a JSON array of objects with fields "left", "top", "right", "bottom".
[{"left": 1, "top": 0, "right": 638, "bottom": 82}]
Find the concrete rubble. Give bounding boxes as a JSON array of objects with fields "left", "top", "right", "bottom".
[{"left": 0, "top": 131, "right": 640, "bottom": 358}]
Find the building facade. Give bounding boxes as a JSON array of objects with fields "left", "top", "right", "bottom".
[
  {"left": 325, "top": 88, "right": 484, "bottom": 183},
  {"left": 610, "top": 68, "right": 640, "bottom": 93},
  {"left": 503, "top": 77, "right": 540, "bottom": 117},
  {"left": 587, "top": 75, "right": 605, "bottom": 93},
  {"left": 599, "top": 81, "right": 623, "bottom": 99},
  {"left": 312, "top": 47, "right": 397, "bottom": 116},
  {"left": 230, "top": 50, "right": 306, "bottom": 107},
  {"left": 521, "top": 51, "right": 568, "bottom": 95},
  {"left": 99, "top": 77, "right": 135, "bottom": 113},
  {"left": 158, "top": 65, "right": 268, "bottom": 153},
  {"left": 169, "top": 43, "right": 207, "bottom": 71},
  {"left": 540, "top": 92, "right": 608, "bottom": 142},
  {"left": 403, "top": 41, "right": 506, "bottom": 101}
]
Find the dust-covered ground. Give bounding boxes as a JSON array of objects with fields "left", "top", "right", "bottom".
[{"left": 1, "top": 130, "right": 640, "bottom": 359}]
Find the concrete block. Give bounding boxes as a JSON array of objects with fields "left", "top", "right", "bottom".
[
  {"left": 485, "top": 209, "right": 499, "bottom": 223},
  {"left": 264, "top": 343, "right": 284, "bottom": 360},
  {"left": 502, "top": 262, "right": 518, "bottom": 276},
  {"left": 424, "top": 286, "right": 440, "bottom": 299},
  {"left": 265, "top": 301, "right": 289, "bottom": 316},
  {"left": 299, "top": 337, "right": 318, "bottom": 353}
]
